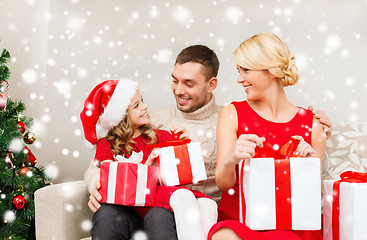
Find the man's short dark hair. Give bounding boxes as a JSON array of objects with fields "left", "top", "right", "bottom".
[{"left": 175, "top": 45, "right": 219, "bottom": 80}]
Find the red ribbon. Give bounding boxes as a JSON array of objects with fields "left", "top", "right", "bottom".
[
  {"left": 240, "top": 139, "right": 300, "bottom": 229},
  {"left": 274, "top": 158, "right": 292, "bottom": 229},
  {"left": 332, "top": 171, "right": 367, "bottom": 240},
  {"left": 147, "top": 138, "right": 191, "bottom": 149},
  {"left": 253, "top": 139, "right": 299, "bottom": 159},
  {"left": 173, "top": 144, "right": 193, "bottom": 185}
]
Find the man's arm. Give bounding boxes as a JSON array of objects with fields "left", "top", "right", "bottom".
[
  {"left": 84, "top": 160, "right": 100, "bottom": 193},
  {"left": 84, "top": 160, "right": 102, "bottom": 212},
  {"left": 308, "top": 106, "right": 332, "bottom": 138}
]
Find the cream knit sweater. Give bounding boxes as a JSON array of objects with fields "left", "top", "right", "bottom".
[
  {"left": 84, "top": 95, "right": 222, "bottom": 203},
  {"left": 150, "top": 95, "right": 222, "bottom": 203}
]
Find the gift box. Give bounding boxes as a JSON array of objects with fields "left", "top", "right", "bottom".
[
  {"left": 99, "top": 162, "right": 158, "bottom": 206},
  {"left": 323, "top": 171, "right": 367, "bottom": 240},
  {"left": 153, "top": 139, "right": 207, "bottom": 186},
  {"left": 238, "top": 140, "right": 321, "bottom": 230}
]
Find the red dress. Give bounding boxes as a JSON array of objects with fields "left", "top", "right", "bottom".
[
  {"left": 95, "top": 129, "right": 208, "bottom": 217},
  {"left": 208, "top": 101, "right": 322, "bottom": 240}
]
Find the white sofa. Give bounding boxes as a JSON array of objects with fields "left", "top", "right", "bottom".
[
  {"left": 35, "top": 180, "right": 93, "bottom": 240},
  {"left": 34, "top": 122, "right": 367, "bottom": 240}
]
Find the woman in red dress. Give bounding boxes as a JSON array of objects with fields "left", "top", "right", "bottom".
[{"left": 209, "top": 32, "right": 327, "bottom": 240}]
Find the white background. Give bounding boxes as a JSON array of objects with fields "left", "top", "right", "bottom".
[{"left": 1, "top": 0, "right": 366, "bottom": 183}]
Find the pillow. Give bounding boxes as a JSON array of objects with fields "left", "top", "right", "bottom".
[{"left": 322, "top": 122, "right": 367, "bottom": 180}]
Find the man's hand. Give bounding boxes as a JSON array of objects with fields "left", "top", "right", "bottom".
[
  {"left": 88, "top": 181, "right": 102, "bottom": 213},
  {"left": 308, "top": 106, "right": 332, "bottom": 139}
]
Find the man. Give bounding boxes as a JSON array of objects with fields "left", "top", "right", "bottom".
[{"left": 84, "top": 45, "right": 332, "bottom": 239}]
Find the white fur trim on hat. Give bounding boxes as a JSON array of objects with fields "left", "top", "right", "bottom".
[{"left": 99, "top": 79, "right": 138, "bottom": 130}]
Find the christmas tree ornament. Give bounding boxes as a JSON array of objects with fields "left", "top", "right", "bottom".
[
  {"left": 19, "top": 167, "right": 30, "bottom": 175},
  {"left": 24, "top": 147, "right": 37, "bottom": 166},
  {"left": 12, "top": 194, "right": 27, "bottom": 210},
  {"left": 5, "top": 152, "right": 15, "bottom": 169},
  {"left": 17, "top": 120, "right": 26, "bottom": 133},
  {"left": 0, "top": 93, "right": 5, "bottom": 109},
  {"left": 23, "top": 132, "right": 36, "bottom": 144},
  {"left": 1, "top": 80, "right": 9, "bottom": 111}
]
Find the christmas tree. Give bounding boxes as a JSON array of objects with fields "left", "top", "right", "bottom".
[{"left": 0, "top": 49, "right": 48, "bottom": 240}]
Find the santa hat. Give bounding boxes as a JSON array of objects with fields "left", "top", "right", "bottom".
[{"left": 80, "top": 79, "right": 138, "bottom": 145}]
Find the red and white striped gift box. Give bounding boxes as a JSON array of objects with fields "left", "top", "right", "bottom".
[
  {"left": 323, "top": 172, "right": 367, "bottom": 240},
  {"left": 239, "top": 156, "right": 321, "bottom": 230},
  {"left": 99, "top": 162, "right": 158, "bottom": 206},
  {"left": 157, "top": 142, "right": 207, "bottom": 186}
]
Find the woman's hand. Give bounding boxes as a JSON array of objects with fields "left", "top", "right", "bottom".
[
  {"left": 291, "top": 135, "right": 317, "bottom": 157},
  {"left": 170, "top": 125, "right": 190, "bottom": 140},
  {"left": 216, "top": 104, "right": 266, "bottom": 191},
  {"left": 145, "top": 148, "right": 160, "bottom": 166},
  {"left": 230, "top": 134, "right": 265, "bottom": 165}
]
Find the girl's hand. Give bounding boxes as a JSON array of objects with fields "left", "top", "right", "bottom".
[
  {"left": 145, "top": 148, "right": 160, "bottom": 166},
  {"left": 231, "top": 134, "right": 265, "bottom": 164},
  {"left": 170, "top": 125, "right": 190, "bottom": 140},
  {"left": 291, "top": 135, "right": 317, "bottom": 157}
]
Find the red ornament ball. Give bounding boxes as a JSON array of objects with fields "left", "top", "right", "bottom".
[
  {"left": 12, "top": 195, "right": 27, "bottom": 210},
  {"left": 17, "top": 121, "right": 26, "bottom": 134},
  {"left": 19, "top": 167, "right": 30, "bottom": 175}
]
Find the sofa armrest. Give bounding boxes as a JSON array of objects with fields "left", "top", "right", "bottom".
[{"left": 35, "top": 180, "right": 93, "bottom": 240}]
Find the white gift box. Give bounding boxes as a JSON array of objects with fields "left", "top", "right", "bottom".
[
  {"left": 158, "top": 142, "right": 207, "bottom": 186},
  {"left": 323, "top": 180, "right": 367, "bottom": 240},
  {"left": 239, "top": 157, "right": 321, "bottom": 230}
]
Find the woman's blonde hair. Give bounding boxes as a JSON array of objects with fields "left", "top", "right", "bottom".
[
  {"left": 105, "top": 115, "right": 157, "bottom": 157},
  {"left": 233, "top": 32, "right": 299, "bottom": 86}
]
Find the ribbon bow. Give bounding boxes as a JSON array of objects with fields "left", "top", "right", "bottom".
[
  {"left": 332, "top": 171, "right": 367, "bottom": 240},
  {"left": 114, "top": 151, "right": 144, "bottom": 164},
  {"left": 339, "top": 171, "right": 367, "bottom": 182},
  {"left": 147, "top": 130, "right": 191, "bottom": 149},
  {"left": 254, "top": 138, "right": 300, "bottom": 159}
]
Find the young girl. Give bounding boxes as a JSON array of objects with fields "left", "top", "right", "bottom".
[{"left": 80, "top": 79, "right": 217, "bottom": 240}]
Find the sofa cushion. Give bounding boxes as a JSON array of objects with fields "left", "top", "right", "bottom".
[{"left": 323, "top": 122, "right": 367, "bottom": 180}]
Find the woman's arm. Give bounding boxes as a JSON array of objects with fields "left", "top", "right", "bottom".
[
  {"left": 215, "top": 104, "right": 264, "bottom": 191},
  {"left": 292, "top": 116, "right": 327, "bottom": 160},
  {"left": 311, "top": 117, "right": 327, "bottom": 160},
  {"left": 215, "top": 105, "right": 238, "bottom": 191}
]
